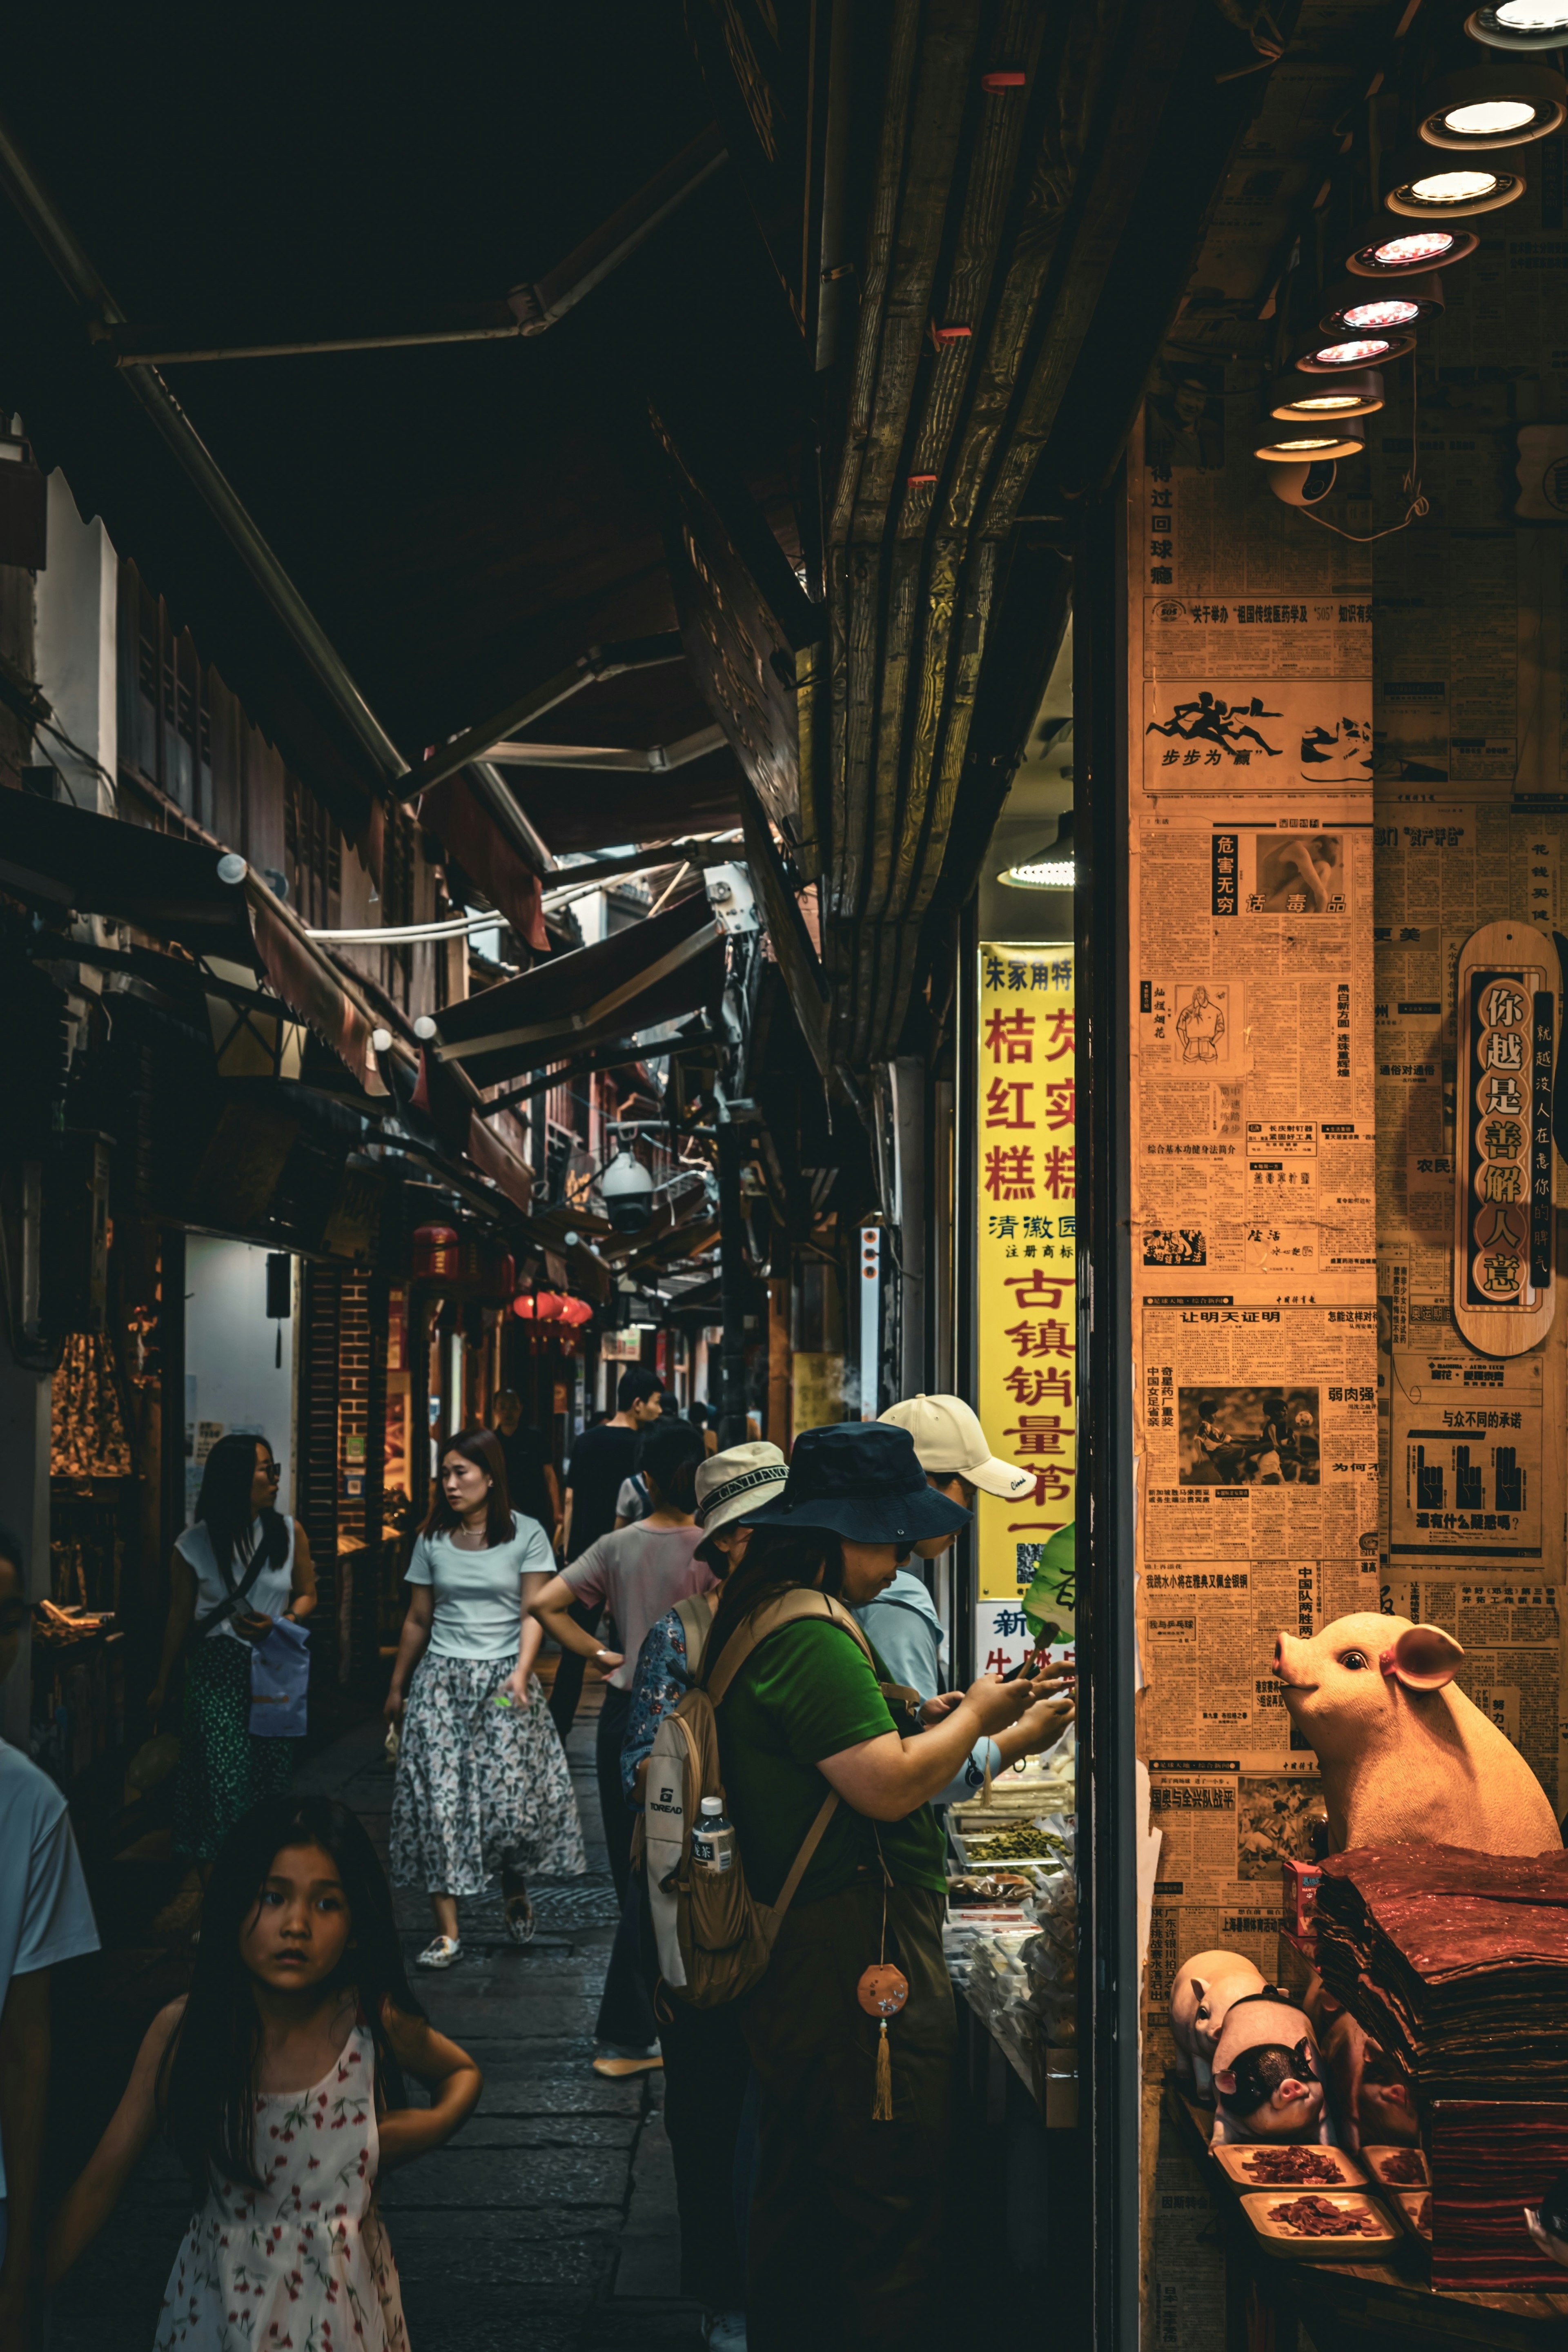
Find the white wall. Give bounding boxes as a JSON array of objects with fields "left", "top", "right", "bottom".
[
  {"left": 184, "top": 1239, "right": 297, "bottom": 1523},
  {"left": 33, "top": 472, "right": 118, "bottom": 817}
]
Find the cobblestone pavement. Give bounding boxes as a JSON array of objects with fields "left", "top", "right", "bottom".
[{"left": 46, "top": 1689, "right": 706, "bottom": 2350}]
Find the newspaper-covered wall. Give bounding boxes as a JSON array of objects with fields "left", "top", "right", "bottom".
[{"left": 1129, "top": 396, "right": 1379, "bottom": 2055}]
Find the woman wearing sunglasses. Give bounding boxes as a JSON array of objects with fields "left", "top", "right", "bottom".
[{"left": 148, "top": 1433, "right": 317, "bottom": 1876}]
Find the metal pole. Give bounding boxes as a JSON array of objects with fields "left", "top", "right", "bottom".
[{"left": 716, "top": 1119, "right": 748, "bottom": 1448}]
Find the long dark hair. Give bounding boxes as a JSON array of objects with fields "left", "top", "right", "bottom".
[
  {"left": 421, "top": 1425, "right": 513, "bottom": 1548},
  {"left": 637, "top": 1420, "right": 705, "bottom": 1515},
  {"left": 701, "top": 1524, "right": 844, "bottom": 1686},
  {"left": 195, "top": 1433, "right": 289, "bottom": 1577},
  {"left": 160, "top": 1795, "right": 425, "bottom": 2198}
]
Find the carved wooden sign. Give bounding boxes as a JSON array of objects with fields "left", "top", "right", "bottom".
[{"left": 1453, "top": 920, "right": 1557, "bottom": 1357}]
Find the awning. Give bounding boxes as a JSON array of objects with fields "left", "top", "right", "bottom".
[
  {"left": 504, "top": 761, "right": 741, "bottom": 856},
  {"left": 430, "top": 890, "right": 724, "bottom": 1089},
  {"left": 0, "top": 790, "right": 388, "bottom": 1096},
  {"left": 0, "top": 787, "right": 262, "bottom": 966},
  {"left": 416, "top": 770, "right": 549, "bottom": 954}
]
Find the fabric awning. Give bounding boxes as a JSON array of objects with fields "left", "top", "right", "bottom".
[
  {"left": 0, "top": 787, "right": 263, "bottom": 965},
  {"left": 416, "top": 770, "right": 549, "bottom": 954},
  {"left": 430, "top": 890, "right": 724, "bottom": 1089}
]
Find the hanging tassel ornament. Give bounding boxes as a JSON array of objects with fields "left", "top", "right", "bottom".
[
  {"left": 874, "top": 2019, "right": 894, "bottom": 2120},
  {"left": 858, "top": 1965, "right": 909, "bottom": 2119}
]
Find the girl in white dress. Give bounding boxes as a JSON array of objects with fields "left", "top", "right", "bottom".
[{"left": 48, "top": 1794, "right": 481, "bottom": 2348}]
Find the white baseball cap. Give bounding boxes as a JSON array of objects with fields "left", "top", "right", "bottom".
[
  {"left": 878, "top": 1394, "right": 1034, "bottom": 1501},
  {"left": 695, "top": 1440, "right": 788, "bottom": 1537}
]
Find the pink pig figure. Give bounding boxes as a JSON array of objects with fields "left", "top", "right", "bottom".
[
  {"left": 1168, "top": 1951, "right": 1266, "bottom": 2102},
  {"left": 1274, "top": 1612, "right": 1561, "bottom": 1856}
]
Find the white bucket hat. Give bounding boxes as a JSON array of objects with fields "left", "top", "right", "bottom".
[
  {"left": 879, "top": 1394, "right": 1035, "bottom": 1501},
  {"left": 694, "top": 1440, "right": 788, "bottom": 1537}
]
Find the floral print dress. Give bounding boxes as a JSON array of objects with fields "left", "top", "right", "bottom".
[{"left": 154, "top": 2024, "right": 406, "bottom": 2352}]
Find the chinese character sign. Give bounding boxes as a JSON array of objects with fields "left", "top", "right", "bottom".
[
  {"left": 1452, "top": 922, "right": 1557, "bottom": 1357},
  {"left": 977, "top": 944, "right": 1077, "bottom": 1619}
]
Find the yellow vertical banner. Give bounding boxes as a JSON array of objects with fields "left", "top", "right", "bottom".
[{"left": 975, "top": 942, "right": 1077, "bottom": 1668}]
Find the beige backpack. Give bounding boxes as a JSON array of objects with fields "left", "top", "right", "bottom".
[{"left": 643, "top": 1589, "right": 881, "bottom": 2010}]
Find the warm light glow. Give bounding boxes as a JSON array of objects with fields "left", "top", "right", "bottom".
[
  {"left": 1342, "top": 298, "right": 1420, "bottom": 327},
  {"left": 1441, "top": 97, "right": 1537, "bottom": 133},
  {"left": 1369, "top": 231, "right": 1456, "bottom": 264},
  {"left": 1266, "top": 435, "right": 1341, "bottom": 451},
  {"left": 1293, "top": 393, "right": 1361, "bottom": 409},
  {"left": 1497, "top": 0, "right": 1568, "bottom": 24},
  {"left": 1408, "top": 168, "right": 1501, "bottom": 200},
  {"left": 1312, "top": 339, "right": 1392, "bottom": 364},
  {"left": 1003, "top": 858, "right": 1075, "bottom": 889}
]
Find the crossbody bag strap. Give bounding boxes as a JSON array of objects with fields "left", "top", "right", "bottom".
[
  {"left": 674, "top": 1593, "right": 712, "bottom": 1678},
  {"left": 762, "top": 1786, "right": 841, "bottom": 1944},
  {"left": 706, "top": 1587, "right": 878, "bottom": 1704},
  {"left": 192, "top": 1535, "right": 272, "bottom": 1641}
]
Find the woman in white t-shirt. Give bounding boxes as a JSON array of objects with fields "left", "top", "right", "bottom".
[
  {"left": 387, "top": 1427, "right": 586, "bottom": 1968},
  {"left": 148, "top": 1434, "right": 318, "bottom": 1869}
]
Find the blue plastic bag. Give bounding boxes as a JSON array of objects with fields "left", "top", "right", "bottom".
[{"left": 249, "top": 1616, "right": 310, "bottom": 1737}]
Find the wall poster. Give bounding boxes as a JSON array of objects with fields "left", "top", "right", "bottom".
[{"left": 974, "top": 943, "right": 1076, "bottom": 1676}]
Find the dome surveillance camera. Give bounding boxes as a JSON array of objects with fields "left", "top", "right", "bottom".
[
  {"left": 1268, "top": 458, "right": 1339, "bottom": 508},
  {"left": 601, "top": 1150, "right": 654, "bottom": 1235}
]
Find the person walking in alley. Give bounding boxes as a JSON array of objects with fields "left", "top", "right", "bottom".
[
  {"left": 386, "top": 1427, "right": 585, "bottom": 1969},
  {"left": 47, "top": 1794, "right": 481, "bottom": 2350},
  {"left": 490, "top": 1387, "right": 560, "bottom": 1544},
  {"left": 147, "top": 1434, "right": 317, "bottom": 1878},
  {"left": 532, "top": 1418, "right": 712, "bottom": 1918},
  {"left": 0, "top": 1524, "right": 100, "bottom": 2352},
  {"left": 549, "top": 1369, "right": 665, "bottom": 1737},
  {"left": 711, "top": 1422, "right": 1054, "bottom": 2352}
]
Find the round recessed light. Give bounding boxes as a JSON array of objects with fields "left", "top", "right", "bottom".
[
  {"left": 1296, "top": 333, "right": 1415, "bottom": 370},
  {"left": 1254, "top": 421, "right": 1367, "bottom": 464},
  {"left": 1467, "top": 2, "right": 1568, "bottom": 51},
  {"left": 1346, "top": 225, "right": 1479, "bottom": 276},
  {"left": 1385, "top": 161, "right": 1525, "bottom": 218},
  {"left": 1269, "top": 368, "right": 1384, "bottom": 421},
  {"left": 1321, "top": 273, "right": 1447, "bottom": 333},
  {"left": 1418, "top": 63, "right": 1566, "bottom": 147}
]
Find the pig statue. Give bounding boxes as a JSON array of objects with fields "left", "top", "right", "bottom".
[
  {"left": 1274, "top": 1613, "right": 1561, "bottom": 1857},
  {"left": 1210, "top": 1991, "right": 1332, "bottom": 2145},
  {"left": 1169, "top": 1950, "right": 1267, "bottom": 2101}
]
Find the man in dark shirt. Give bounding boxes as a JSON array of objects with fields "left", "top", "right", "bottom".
[
  {"left": 491, "top": 1389, "right": 559, "bottom": 1536},
  {"left": 548, "top": 1367, "right": 664, "bottom": 1735}
]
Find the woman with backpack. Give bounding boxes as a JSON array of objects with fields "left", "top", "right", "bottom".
[
  {"left": 147, "top": 1433, "right": 318, "bottom": 1875},
  {"left": 702, "top": 1420, "right": 1053, "bottom": 2352}
]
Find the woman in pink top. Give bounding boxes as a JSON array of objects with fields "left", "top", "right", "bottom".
[{"left": 532, "top": 1419, "right": 713, "bottom": 1906}]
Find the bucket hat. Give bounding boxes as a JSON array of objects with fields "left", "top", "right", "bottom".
[
  {"left": 695, "top": 1440, "right": 788, "bottom": 1538},
  {"left": 743, "top": 1421, "right": 971, "bottom": 1545},
  {"left": 880, "top": 1394, "right": 1034, "bottom": 1502}
]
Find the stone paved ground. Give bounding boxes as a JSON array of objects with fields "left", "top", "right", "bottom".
[{"left": 46, "top": 1684, "right": 706, "bottom": 2351}]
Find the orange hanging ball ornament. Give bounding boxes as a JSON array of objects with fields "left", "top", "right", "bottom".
[{"left": 857, "top": 1964, "right": 909, "bottom": 2019}]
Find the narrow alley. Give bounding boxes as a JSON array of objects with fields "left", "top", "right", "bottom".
[{"left": 46, "top": 1678, "right": 701, "bottom": 2352}]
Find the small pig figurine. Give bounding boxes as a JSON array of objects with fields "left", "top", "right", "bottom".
[
  {"left": 1169, "top": 1950, "right": 1266, "bottom": 2100},
  {"left": 1275, "top": 1613, "right": 1560, "bottom": 1856},
  {"left": 1210, "top": 1992, "right": 1331, "bottom": 2145}
]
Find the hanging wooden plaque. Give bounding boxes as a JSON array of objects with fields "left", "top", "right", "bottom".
[{"left": 1453, "top": 921, "right": 1557, "bottom": 1357}]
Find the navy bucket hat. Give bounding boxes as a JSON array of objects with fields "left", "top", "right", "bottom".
[{"left": 741, "top": 1421, "right": 971, "bottom": 1546}]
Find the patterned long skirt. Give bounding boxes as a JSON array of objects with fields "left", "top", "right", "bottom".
[
  {"left": 172, "top": 1634, "right": 295, "bottom": 1861},
  {"left": 389, "top": 1654, "right": 587, "bottom": 1895}
]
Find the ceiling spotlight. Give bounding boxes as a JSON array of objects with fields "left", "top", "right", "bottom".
[
  {"left": 1467, "top": 2, "right": 1568, "bottom": 53},
  {"left": 1417, "top": 62, "right": 1566, "bottom": 147},
  {"left": 1320, "top": 274, "right": 1446, "bottom": 334},
  {"left": 1385, "top": 158, "right": 1526, "bottom": 217},
  {"left": 1296, "top": 333, "right": 1415, "bottom": 370},
  {"left": 1254, "top": 419, "right": 1366, "bottom": 464},
  {"left": 1001, "top": 811, "right": 1075, "bottom": 889},
  {"left": 1270, "top": 369, "right": 1383, "bottom": 421},
  {"left": 1346, "top": 224, "right": 1478, "bottom": 276}
]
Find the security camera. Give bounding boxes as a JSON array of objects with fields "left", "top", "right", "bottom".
[
  {"left": 1268, "top": 459, "right": 1338, "bottom": 508},
  {"left": 601, "top": 1150, "right": 654, "bottom": 1235}
]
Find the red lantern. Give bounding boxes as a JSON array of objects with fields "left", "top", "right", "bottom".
[
  {"left": 560, "top": 1296, "right": 593, "bottom": 1327},
  {"left": 534, "top": 1291, "right": 566, "bottom": 1322},
  {"left": 413, "top": 1223, "right": 460, "bottom": 1279},
  {"left": 510, "top": 1293, "right": 536, "bottom": 1321}
]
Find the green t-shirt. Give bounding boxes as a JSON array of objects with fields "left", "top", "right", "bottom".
[{"left": 715, "top": 1619, "right": 947, "bottom": 1906}]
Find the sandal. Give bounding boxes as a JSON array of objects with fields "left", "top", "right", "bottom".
[
  {"left": 503, "top": 1884, "right": 536, "bottom": 1945},
  {"left": 416, "top": 1935, "right": 462, "bottom": 1969},
  {"left": 592, "top": 2052, "right": 663, "bottom": 2079}
]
